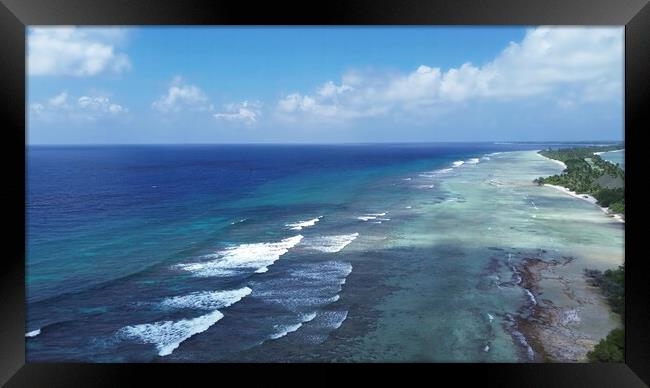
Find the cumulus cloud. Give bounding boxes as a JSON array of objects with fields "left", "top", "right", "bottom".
[
  {"left": 276, "top": 26, "right": 623, "bottom": 125},
  {"left": 30, "top": 91, "right": 128, "bottom": 121},
  {"left": 276, "top": 81, "right": 386, "bottom": 125},
  {"left": 48, "top": 91, "right": 69, "bottom": 107},
  {"left": 152, "top": 77, "right": 212, "bottom": 113},
  {"left": 214, "top": 101, "right": 261, "bottom": 125},
  {"left": 28, "top": 27, "right": 131, "bottom": 77},
  {"left": 78, "top": 96, "right": 128, "bottom": 114}
]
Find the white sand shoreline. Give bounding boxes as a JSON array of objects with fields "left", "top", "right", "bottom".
[
  {"left": 535, "top": 151, "right": 567, "bottom": 169},
  {"left": 594, "top": 149, "right": 624, "bottom": 155},
  {"left": 536, "top": 153, "right": 624, "bottom": 224}
]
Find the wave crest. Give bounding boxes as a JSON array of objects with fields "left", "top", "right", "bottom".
[
  {"left": 118, "top": 310, "right": 224, "bottom": 356},
  {"left": 301, "top": 233, "right": 359, "bottom": 253},
  {"left": 160, "top": 287, "right": 252, "bottom": 310},
  {"left": 286, "top": 216, "right": 322, "bottom": 231},
  {"left": 175, "top": 235, "right": 303, "bottom": 277}
]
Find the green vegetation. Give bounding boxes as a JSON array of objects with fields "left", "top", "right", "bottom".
[
  {"left": 609, "top": 201, "right": 625, "bottom": 214},
  {"left": 533, "top": 144, "right": 625, "bottom": 215},
  {"left": 585, "top": 264, "right": 625, "bottom": 362},
  {"left": 585, "top": 265, "right": 624, "bottom": 318},
  {"left": 587, "top": 328, "right": 624, "bottom": 363}
]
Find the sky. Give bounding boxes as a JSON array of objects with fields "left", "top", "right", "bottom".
[{"left": 27, "top": 26, "right": 624, "bottom": 144}]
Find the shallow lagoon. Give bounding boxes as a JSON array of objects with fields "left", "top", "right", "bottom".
[
  {"left": 235, "top": 151, "right": 624, "bottom": 362},
  {"left": 599, "top": 149, "right": 625, "bottom": 170}
]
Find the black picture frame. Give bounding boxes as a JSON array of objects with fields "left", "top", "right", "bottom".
[{"left": 1, "top": 0, "right": 649, "bottom": 386}]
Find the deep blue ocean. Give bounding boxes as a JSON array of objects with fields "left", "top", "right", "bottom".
[{"left": 26, "top": 143, "right": 605, "bottom": 361}]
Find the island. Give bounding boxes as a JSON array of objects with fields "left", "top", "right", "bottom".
[{"left": 534, "top": 144, "right": 625, "bottom": 217}]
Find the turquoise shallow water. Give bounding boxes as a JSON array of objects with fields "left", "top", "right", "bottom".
[
  {"left": 599, "top": 149, "right": 624, "bottom": 170},
  {"left": 333, "top": 151, "right": 623, "bottom": 361},
  {"left": 234, "top": 151, "right": 624, "bottom": 362},
  {"left": 26, "top": 144, "right": 623, "bottom": 362}
]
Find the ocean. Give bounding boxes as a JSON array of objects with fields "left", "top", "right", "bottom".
[
  {"left": 26, "top": 143, "right": 624, "bottom": 362},
  {"left": 599, "top": 149, "right": 625, "bottom": 170}
]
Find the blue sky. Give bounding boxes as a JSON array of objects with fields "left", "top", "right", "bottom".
[{"left": 27, "top": 27, "right": 624, "bottom": 144}]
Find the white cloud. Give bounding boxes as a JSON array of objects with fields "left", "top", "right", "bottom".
[
  {"left": 30, "top": 92, "right": 128, "bottom": 121},
  {"left": 276, "top": 27, "right": 623, "bottom": 125},
  {"left": 28, "top": 27, "right": 131, "bottom": 77},
  {"left": 152, "top": 77, "right": 211, "bottom": 113},
  {"left": 317, "top": 81, "right": 353, "bottom": 98},
  {"left": 78, "top": 96, "right": 128, "bottom": 115},
  {"left": 30, "top": 103, "right": 45, "bottom": 113},
  {"left": 214, "top": 101, "right": 261, "bottom": 125},
  {"left": 276, "top": 81, "right": 386, "bottom": 125},
  {"left": 48, "top": 91, "right": 69, "bottom": 107}
]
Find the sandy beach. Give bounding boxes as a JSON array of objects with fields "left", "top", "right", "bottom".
[
  {"left": 537, "top": 152, "right": 567, "bottom": 169},
  {"left": 537, "top": 154, "right": 625, "bottom": 223},
  {"left": 544, "top": 182, "right": 624, "bottom": 224},
  {"left": 594, "top": 149, "right": 624, "bottom": 155}
]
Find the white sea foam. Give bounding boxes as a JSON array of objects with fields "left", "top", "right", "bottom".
[
  {"left": 315, "top": 310, "right": 348, "bottom": 330},
  {"left": 505, "top": 314, "right": 535, "bottom": 360},
  {"left": 269, "top": 312, "right": 318, "bottom": 340},
  {"left": 366, "top": 212, "right": 386, "bottom": 216},
  {"left": 419, "top": 167, "right": 454, "bottom": 178},
  {"left": 301, "top": 233, "right": 359, "bottom": 253},
  {"left": 452, "top": 160, "right": 465, "bottom": 167},
  {"left": 403, "top": 178, "right": 412, "bottom": 181},
  {"left": 257, "top": 291, "right": 342, "bottom": 311},
  {"left": 175, "top": 235, "right": 303, "bottom": 277},
  {"left": 524, "top": 289, "right": 537, "bottom": 305},
  {"left": 357, "top": 216, "right": 376, "bottom": 221},
  {"left": 286, "top": 216, "right": 322, "bottom": 231},
  {"left": 487, "top": 313, "right": 494, "bottom": 322},
  {"left": 298, "top": 310, "right": 349, "bottom": 345},
  {"left": 289, "top": 261, "right": 353, "bottom": 281},
  {"left": 269, "top": 323, "right": 302, "bottom": 340},
  {"left": 160, "top": 287, "right": 252, "bottom": 310},
  {"left": 484, "top": 345, "right": 490, "bottom": 352},
  {"left": 517, "top": 331, "right": 535, "bottom": 360},
  {"left": 561, "top": 308, "right": 581, "bottom": 325},
  {"left": 466, "top": 158, "right": 480, "bottom": 164},
  {"left": 288, "top": 310, "right": 350, "bottom": 345},
  {"left": 118, "top": 310, "right": 224, "bottom": 356},
  {"left": 25, "top": 329, "right": 41, "bottom": 337},
  {"left": 121, "top": 287, "right": 253, "bottom": 356},
  {"left": 405, "top": 206, "right": 412, "bottom": 209},
  {"left": 251, "top": 261, "right": 351, "bottom": 313},
  {"left": 508, "top": 257, "right": 522, "bottom": 285}
]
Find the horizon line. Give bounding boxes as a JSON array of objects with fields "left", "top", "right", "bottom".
[{"left": 26, "top": 140, "right": 625, "bottom": 146}]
